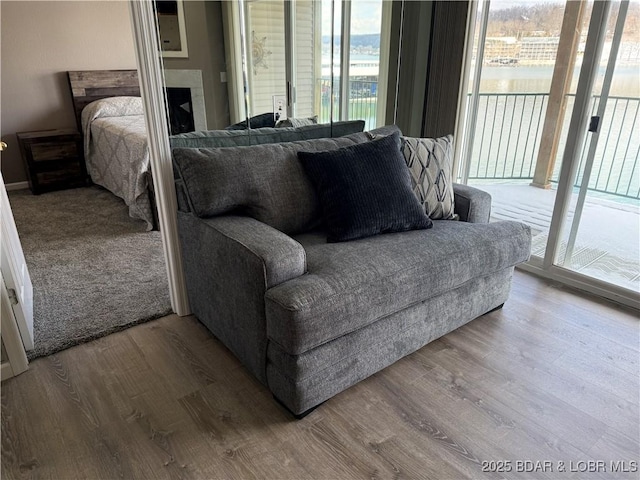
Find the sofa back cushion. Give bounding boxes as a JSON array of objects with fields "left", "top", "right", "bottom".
[
  {"left": 169, "top": 120, "right": 366, "bottom": 149},
  {"left": 225, "top": 112, "right": 276, "bottom": 130},
  {"left": 172, "top": 125, "right": 400, "bottom": 235}
]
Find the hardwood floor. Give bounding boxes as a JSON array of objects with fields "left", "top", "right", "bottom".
[{"left": 2, "top": 271, "right": 638, "bottom": 479}]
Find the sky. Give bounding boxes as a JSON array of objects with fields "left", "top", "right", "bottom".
[{"left": 321, "top": 0, "right": 384, "bottom": 36}]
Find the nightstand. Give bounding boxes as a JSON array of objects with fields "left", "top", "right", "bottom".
[{"left": 16, "top": 129, "right": 89, "bottom": 194}]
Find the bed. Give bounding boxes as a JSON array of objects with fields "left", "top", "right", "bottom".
[{"left": 67, "top": 70, "right": 156, "bottom": 230}]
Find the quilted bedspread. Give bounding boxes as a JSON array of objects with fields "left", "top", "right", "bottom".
[{"left": 81, "top": 97, "right": 154, "bottom": 230}]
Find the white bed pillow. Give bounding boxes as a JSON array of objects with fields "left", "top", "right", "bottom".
[
  {"left": 81, "top": 96, "right": 144, "bottom": 128},
  {"left": 80, "top": 96, "right": 145, "bottom": 159}
]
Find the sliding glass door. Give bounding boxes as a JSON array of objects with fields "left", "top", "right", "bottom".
[
  {"left": 552, "top": 1, "right": 639, "bottom": 293},
  {"left": 460, "top": 0, "right": 639, "bottom": 304}
]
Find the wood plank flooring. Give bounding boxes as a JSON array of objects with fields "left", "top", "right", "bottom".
[{"left": 2, "top": 271, "right": 639, "bottom": 479}]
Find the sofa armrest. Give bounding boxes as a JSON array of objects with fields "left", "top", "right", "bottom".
[
  {"left": 453, "top": 183, "right": 492, "bottom": 223},
  {"left": 177, "top": 213, "right": 306, "bottom": 383},
  {"left": 204, "top": 215, "right": 307, "bottom": 288}
]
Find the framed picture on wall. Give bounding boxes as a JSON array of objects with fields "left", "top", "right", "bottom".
[{"left": 155, "top": 0, "right": 189, "bottom": 58}]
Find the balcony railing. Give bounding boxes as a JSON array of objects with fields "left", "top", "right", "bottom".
[
  {"left": 318, "top": 79, "right": 639, "bottom": 201},
  {"left": 319, "top": 79, "right": 378, "bottom": 130},
  {"left": 554, "top": 95, "right": 640, "bottom": 200},
  {"left": 468, "top": 92, "right": 640, "bottom": 200},
  {"left": 467, "top": 93, "right": 549, "bottom": 181}
]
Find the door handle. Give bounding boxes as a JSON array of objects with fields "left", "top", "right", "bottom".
[{"left": 0, "top": 141, "right": 7, "bottom": 151}]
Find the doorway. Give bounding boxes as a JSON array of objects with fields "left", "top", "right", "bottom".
[{"left": 0, "top": 1, "right": 174, "bottom": 361}]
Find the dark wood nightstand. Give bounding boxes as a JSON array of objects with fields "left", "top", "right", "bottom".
[{"left": 16, "top": 129, "right": 89, "bottom": 194}]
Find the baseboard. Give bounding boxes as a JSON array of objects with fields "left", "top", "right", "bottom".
[
  {"left": 4, "top": 182, "right": 28, "bottom": 191},
  {"left": 1, "top": 361, "right": 15, "bottom": 381}
]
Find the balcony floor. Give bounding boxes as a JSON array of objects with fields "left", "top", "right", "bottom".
[{"left": 470, "top": 182, "right": 640, "bottom": 293}]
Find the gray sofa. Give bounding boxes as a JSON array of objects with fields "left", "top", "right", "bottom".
[{"left": 172, "top": 127, "right": 531, "bottom": 416}]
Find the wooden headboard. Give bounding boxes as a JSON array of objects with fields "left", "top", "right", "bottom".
[{"left": 67, "top": 70, "right": 140, "bottom": 130}]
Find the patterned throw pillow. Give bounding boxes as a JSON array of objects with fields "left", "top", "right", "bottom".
[{"left": 401, "top": 135, "right": 457, "bottom": 220}]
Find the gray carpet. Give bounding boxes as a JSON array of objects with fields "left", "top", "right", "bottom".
[{"left": 8, "top": 186, "right": 172, "bottom": 359}]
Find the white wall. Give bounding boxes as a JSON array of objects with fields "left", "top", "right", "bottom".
[{"left": 0, "top": 1, "right": 137, "bottom": 184}]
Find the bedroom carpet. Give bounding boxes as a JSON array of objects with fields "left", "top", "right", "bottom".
[{"left": 8, "top": 186, "right": 172, "bottom": 360}]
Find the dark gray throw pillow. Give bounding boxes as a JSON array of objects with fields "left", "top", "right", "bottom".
[{"left": 298, "top": 132, "right": 433, "bottom": 242}]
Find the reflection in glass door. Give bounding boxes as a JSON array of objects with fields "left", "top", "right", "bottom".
[
  {"left": 237, "top": 0, "right": 391, "bottom": 129},
  {"left": 342, "top": 0, "right": 389, "bottom": 129},
  {"left": 296, "top": 0, "right": 391, "bottom": 129}
]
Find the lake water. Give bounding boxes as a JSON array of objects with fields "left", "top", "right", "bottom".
[
  {"left": 320, "top": 58, "right": 639, "bottom": 199},
  {"left": 479, "top": 65, "right": 640, "bottom": 97},
  {"left": 340, "top": 54, "right": 640, "bottom": 97}
]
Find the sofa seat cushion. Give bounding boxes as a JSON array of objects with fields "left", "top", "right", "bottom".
[
  {"left": 265, "top": 219, "right": 531, "bottom": 355},
  {"left": 266, "top": 268, "right": 513, "bottom": 414}
]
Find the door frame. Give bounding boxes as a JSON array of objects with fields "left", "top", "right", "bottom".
[
  {"left": 129, "top": 0, "right": 190, "bottom": 316},
  {"left": 0, "top": 170, "right": 30, "bottom": 379},
  {"left": 1, "top": 173, "right": 34, "bottom": 350},
  {"left": 1, "top": 271, "right": 29, "bottom": 380}
]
